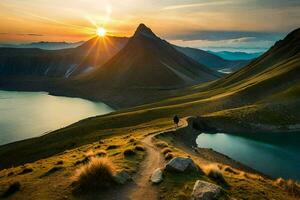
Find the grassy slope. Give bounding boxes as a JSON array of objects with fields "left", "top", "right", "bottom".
[
  {"left": 0, "top": 53, "right": 299, "bottom": 169},
  {"left": 0, "top": 119, "right": 296, "bottom": 200}
]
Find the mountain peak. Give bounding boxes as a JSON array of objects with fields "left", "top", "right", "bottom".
[{"left": 133, "top": 23, "right": 157, "bottom": 39}]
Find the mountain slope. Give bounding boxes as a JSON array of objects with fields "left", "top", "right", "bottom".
[
  {"left": 174, "top": 46, "right": 250, "bottom": 70},
  {"left": 0, "top": 36, "right": 128, "bottom": 78},
  {"left": 140, "top": 27, "right": 300, "bottom": 131},
  {"left": 78, "top": 24, "right": 220, "bottom": 88},
  {"left": 207, "top": 28, "right": 300, "bottom": 89}
]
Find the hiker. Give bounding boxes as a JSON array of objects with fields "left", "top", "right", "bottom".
[{"left": 173, "top": 115, "right": 179, "bottom": 128}]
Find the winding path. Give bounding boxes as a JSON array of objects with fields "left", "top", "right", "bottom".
[{"left": 128, "top": 134, "right": 165, "bottom": 199}]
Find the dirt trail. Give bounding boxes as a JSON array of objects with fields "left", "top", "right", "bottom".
[{"left": 128, "top": 134, "right": 165, "bottom": 200}]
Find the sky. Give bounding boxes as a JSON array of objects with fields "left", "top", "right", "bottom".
[{"left": 0, "top": 0, "right": 299, "bottom": 52}]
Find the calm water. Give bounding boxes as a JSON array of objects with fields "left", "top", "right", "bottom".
[
  {"left": 196, "top": 132, "right": 300, "bottom": 180},
  {"left": 0, "top": 90, "right": 113, "bottom": 145}
]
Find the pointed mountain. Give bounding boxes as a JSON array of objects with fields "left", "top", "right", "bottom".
[
  {"left": 80, "top": 24, "right": 220, "bottom": 88},
  {"left": 133, "top": 23, "right": 157, "bottom": 39}
]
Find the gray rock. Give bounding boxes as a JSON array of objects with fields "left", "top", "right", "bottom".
[
  {"left": 165, "top": 157, "right": 199, "bottom": 173},
  {"left": 151, "top": 168, "right": 163, "bottom": 184},
  {"left": 113, "top": 170, "right": 131, "bottom": 184},
  {"left": 191, "top": 180, "right": 222, "bottom": 200}
]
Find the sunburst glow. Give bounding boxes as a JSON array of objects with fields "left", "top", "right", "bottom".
[{"left": 96, "top": 27, "right": 106, "bottom": 37}]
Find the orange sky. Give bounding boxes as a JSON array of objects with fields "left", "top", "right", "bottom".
[{"left": 0, "top": 0, "right": 299, "bottom": 52}]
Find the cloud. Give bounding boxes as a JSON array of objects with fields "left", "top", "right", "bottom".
[
  {"left": 167, "top": 30, "right": 289, "bottom": 53},
  {"left": 163, "top": 1, "right": 233, "bottom": 10},
  {"left": 170, "top": 37, "right": 273, "bottom": 52},
  {"left": 16, "top": 33, "right": 44, "bottom": 36},
  {"left": 252, "top": 0, "right": 300, "bottom": 8},
  {"left": 167, "top": 30, "right": 284, "bottom": 42}
]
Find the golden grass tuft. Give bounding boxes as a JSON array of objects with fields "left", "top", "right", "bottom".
[
  {"left": 1, "top": 182, "right": 21, "bottom": 198},
  {"left": 18, "top": 167, "right": 33, "bottom": 175},
  {"left": 123, "top": 149, "right": 136, "bottom": 157},
  {"left": 134, "top": 145, "right": 145, "bottom": 151},
  {"left": 275, "top": 178, "right": 300, "bottom": 196},
  {"left": 164, "top": 152, "right": 174, "bottom": 160},
  {"left": 161, "top": 147, "right": 172, "bottom": 155},
  {"left": 56, "top": 160, "right": 64, "bottom": 165},
  {"left": 72, "top": 157, "right": 116, "bottom": 193},
  {"left": 128, "top": 138, "right": 135, "bottom": 143},
  {"left": 106, "top": 145, "right": 119, "bottom": 150},
  {"left": 204, "top": 164, "right": 226, "bottom": 184},
  {"left": 96, "top": 150, "right": 107, "bottom": 157},
  {"left": 155, "top": 141, "right": 168, "bottom": 148},
  {"left": 223, "top": 166, "right": 238, "bottom": 175},
  {"left": 85, "top": 150, "right": 96, "bottom": 158}
]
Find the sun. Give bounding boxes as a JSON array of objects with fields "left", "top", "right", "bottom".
[{"left": 96, "top": 27, "right": 106, "bottom": 37}]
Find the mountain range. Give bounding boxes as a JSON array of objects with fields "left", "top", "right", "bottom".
[
  {"left": 209, "top": 51, "right": 262, "bottom": 61},
  {"left": 0, "top": 36, "right": 128, "bottom": 78},
  {"left": 0, "top": 24, "right": 299, "bottom": 115},
  {"left": 175, "top": 46, "right": 250, "bottom": 70},
  {"left": 0, "top": 28, "right": 251, "bottom": 81},
  {"left": 0, "top": 41, "right": 84, "bottom": 50}
]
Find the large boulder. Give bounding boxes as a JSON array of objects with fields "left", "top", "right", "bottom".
[
  {"left": 165, "top": 157, "right": 199, "bottom": 173},
  {"left": 191, "top": 180, "right": 222, "bottom": 200},
  {"left": 151, "top": 168, "right": 163, "bottom": 184},
  {"left": 113, "top": 170, "right": 132, "bottom": 184}
]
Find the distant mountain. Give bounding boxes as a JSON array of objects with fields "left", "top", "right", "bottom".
[
  {"left": 0, "top": 36, "right": 128, "bottom": 78},
  {"left": 78, "top": 24, "right": 220, "bottom": 88},
  {"left": 174, "top": 46, "right": 250, "bottom": 71},
  {"left": 0, "top": 41, "right": 84, "bottom": 50},
  {"left": 209, "top": 51, "right": 263, "bottom": 61},
  {"left": 209, "top": 28, "right": 300, "bottom": 88}
]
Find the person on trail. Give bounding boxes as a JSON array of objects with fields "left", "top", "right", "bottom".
[{"left": 173, "top": 115, "right": 179, "bottom": 128}]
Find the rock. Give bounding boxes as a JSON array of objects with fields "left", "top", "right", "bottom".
[
  {"left": 151, "top": 168, "right": 163, "bottom": 184},
  {"left": 191, "top": 180, "right": 222, "bottom": 200},
  {"left": 114, "top": 170, "right": 132, "bottom": 184},
  {"left": 165, "top": 157, "right": 199, "bottom": 173}
]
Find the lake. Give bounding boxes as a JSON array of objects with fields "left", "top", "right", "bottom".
[
  {"left": 0, "top": 90, "right": 114, "bottom": 145},
  {"left": 196, "top": 132, "right": 300, "bottom": 181}
]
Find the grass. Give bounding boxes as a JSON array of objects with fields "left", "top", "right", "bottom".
[
  {"left": 205, "top": 165, "right": 227, "bottom": 185},
  {"left": 159, "top": 170, "right": 206, "bottom": 200},
  {"left": 0, "top": 133, "right": 146, "bottom": 199},
  {"left": 134, "top": 145, "right": 145, "bottom": 151},
  {"left": 1, "top": 182, "right": 21, "bottom": 198},
  {"left": 164, "top": 152, "right": 174, "bottom": 160},
  {"left": 275, "top": 178, "right": 300, "bottom": 197},
  {"left": 39, "top": 166, "right": 63, "bottom": 178},
  {"left": 155, "top": 141, "right": 169, "bottom": 148},
  {"left": 72, "top": 157, "right": 116, "bottom": 193},
  {"left": 161, "top": 147, "right": 172, "bottom": 155},
  {"left": 56, "top": 160, "right": 64, "bottom": 165},
  {"left": 18, "top": 167, "right": 33, "bottom": 175},
  {"left": 123, "top": 149, "right": 136, "bottom": 157},
  {"left": 96, "top": 150, "right": 107, "bottom": 157}
]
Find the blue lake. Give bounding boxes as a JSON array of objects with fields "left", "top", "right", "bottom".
[
  {"left": 197, "top": 132, "right": 300, "bottom": 180},
  {"left": 0, "top": 90, "right": 113, "bottom": 145}
]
